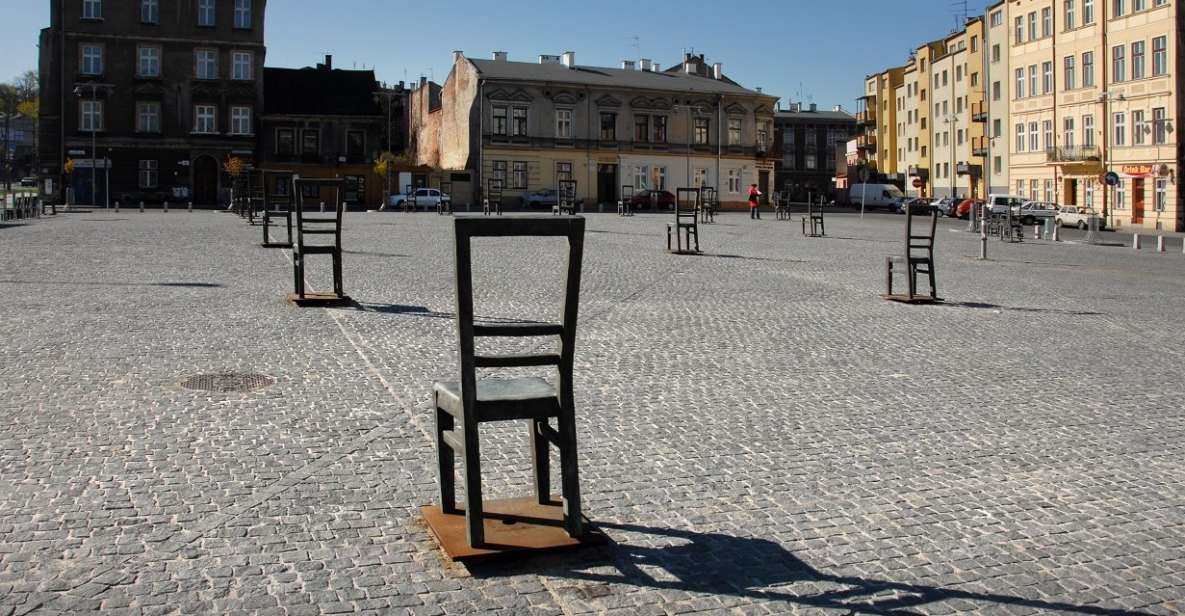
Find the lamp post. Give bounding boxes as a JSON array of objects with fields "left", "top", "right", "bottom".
[
  {"left": 373, "top": 89, "right": 399, "bottom": 209},
  {"left": 675, "top": 102, "right": 704, "bottom": 189},
  {"left": 73, "top": 83, "right": 106, "bottom": 208},
  {"left": 1099, "top": 90, "right": 1125, "bottom": 229}
]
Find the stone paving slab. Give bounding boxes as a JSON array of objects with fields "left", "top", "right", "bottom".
[{"left": 1, "top": 210, "right": 1183, "bottom": 615}]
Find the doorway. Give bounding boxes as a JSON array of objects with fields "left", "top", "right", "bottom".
[
  {"left": 1064, "top": 179, "right": 1078, "bottom": 206},
  {"left": 1131, "top": 178, "right": 1145, "bottom": 224},
  {"left": 193, "top": 156, "right": 219, "bottom": 205},
  {"left": 597, "top": 164, "right": 617, "bottom": 205},
  {"left": 758, "top": 170, "right": 770, "bottom": 205}
]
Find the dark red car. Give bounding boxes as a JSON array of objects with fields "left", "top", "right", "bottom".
[
  {"left": 629, "top": 189, "right": 676, "bottom": 210},
  {"left": 956, "top": 198, "right": 984, "bottom": 219}
]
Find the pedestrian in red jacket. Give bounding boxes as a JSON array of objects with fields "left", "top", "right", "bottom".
[{"left": 748, "top": 184, "right": 762, "bottom": 220}]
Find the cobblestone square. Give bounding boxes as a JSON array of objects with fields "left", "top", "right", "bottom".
[{"left": 1, "top": 209, "right": 1183, "bottom": 615}]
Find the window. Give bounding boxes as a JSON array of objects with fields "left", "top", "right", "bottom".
[
  {"left": 511, "top": 107, "right": 527, "bottom": 136},
  {"left": 1084, "top": 0, "right": 1095, "bottom": 23},
  {"left": 83, "top": 0, "right": 101, "bottom": 19},
  {"left": 234, "top": 0, "right": 252, "bottom": 28},
  {"left": 1016, "top": 68, "right": 1026, "bottom": 98},
  {"left": 141, "top": 0, "right": 158, "bottom": 23},
  {"left": 276, "top": 128, "right": 294, "bottom": 156},
  {"left": 1029, "top": 12, "right": 1038, "bottom": 40},
  {"left": 653, "top": 115, "right": 668, "bottom": 143},
  {"left": 232, "top": 51, "right": 252, "bottom": 80},
  {"left": 492, "top": 106, "right": 507, "bottom": 136},
  {"left": 1133, "top": 109, "right": 1146, "bottom": 144},
  {"left": 993, "top": 118, "right": 1002, "bottom": 137},
  {"left": 1086, "top": 180, "right": 1095, "bottom": 207},
  {"left": 1064, "top": 117, "right": 1075, "bottom": 147},
  {"left": 994, "top": 156, "right": 1002, "bottom": 174},
  {"left": 1112, "top": 45, "right": 1125, "bottom": 81},
  {"left": 491, "top": 160, "right": 507, "bottom": 184},
  {"left": 727, "top": 169, "right": 741, "bottom": 193},
  {"left": 1031, "top": 179, "right": 1040, "bottom": 199},
  {"left": 991, "top": 10, "right": 1002, "bottom": 26},
  {"left": 1045, "top": 179, "right": 1054, "bottom": 202},
  {"left": 599, "top": 112, "right": 616, "bottom": 140},
  {"left": 198, "top": 0, "right": 215, "bottom": 26},
  {"left": 1015, "top": 16, "right": 1024, "bottom": 42},
  {"left": 956, "top": 66, "right": 963, "bottom": 82},
  {"left": 634, "top": 114, "right": 649, "bottom": 142},
  {"left": 1065, "top": 56, "right": 1076, "bottom": 89},
  {"left": 1153, "top": 107, "right": 1167, "bottom": 144},
  {"left": 692, "top": 168, "right": 707, "bottom": 188},
  {"left": 136, "top": 101, "right": 160, "bottom": 133},
  {"left": 727, "top": 118, "right": 742, "bottom": 145},
  {"left": 1042, "top": 7, "right": 1052, "bottom": 35},
  {"left": 649, "top": 166, "right": 667, "bottom": 191},
  {"left": 555, "top": 108, "right": 572, "bottom": 139},
  {"left": 80, "top": 100, "right": 103, "bottom": 131},
  {"left": 1043, "top": 120, "right": 1054, "bottom": 150},
  {"left": 196, "top": 49, "right": 218, "bottom": 80},
  {"left": 992, "top": 80, "right": 1001, "bottom": 101},
  {"left": 230, "top": 106, "right": 251, "bottom": 135},
  {"left": 1135, "top": 0, "right": 1145, "bottom": 8},
  {"left": 1113, "top": 0, "right": 1126, "bottom": 16},
  {"left": 1156, "top": 179, "right": 1167, "bottom": 211},
  {"left": 137, "top": 45, "right": 160, "bottom": 77},
  {"left": 81, "top": 44, "right": 103, "bottom": 75},
  {"left": 1083, "top": 114, "right": 1095, "bottom": 146},
  {"left": 957, "top": 128, "right": 964, "bottom": 145},
  {"left": 634, "top": 165, "right": 648, "bottom": 190},
  {"left": 1017, "top": 179, "right": 1026, "bottom": 198},
  {"left": 556, "top": 162, "right": 572, "bottom": 184},
  {"left": 971, "top": 72, "right": 979, "bottom": 87},
  {"left": 1113, "top": 111, "right": 1125, "bottom": 145},
  {"left": 511, "top": 162, "right": 527, "bottom": 189},
  {"left": 1153, "top": 36, "right": 1167, "bottom": 76},
  {"left": 942, "top": 70, "right": 949, "bottom": 87},
  {"left": 138, "top": 160, "right": 158, "bottom": 189},
  {"left": 1029, "top": 65, "right": 1039, "bottom": 97},
  {"left": 1029, "top": 122, "right": 1039, "bottom": 151},
  {"left": 301, "top": 128, "right": 319, "bottom": 154},
  {"left": 1065, "top": 0, "right": 1076, "bottom": 28},
  {"left": 1083, "top": 51, "right": 1095, "bottom": 86},
  {"left": 194, "top": 104, "right": 217, "bottom": 133},
  {"left": 1043, "top": 61, "right": 1053, "bottom": 94},
  {"left": 992, "top": 44, "right": 1001, "bottom": 64},
  {"left": 1131, "top": 41, "right": 1145, "bottom": 79},
  {"left": 1016, "top": 123, "right": 1026, "bottom": 151},
  {"left": 1116, "top": 178, "right": 1126, "bottom": 208},
  {"left": 971, "top": 35, "right": 978, "bottom": 52}
]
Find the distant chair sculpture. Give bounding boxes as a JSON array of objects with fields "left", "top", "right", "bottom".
[
  {"left": 618, "top": 185, "right": 634, "bottom": 216},
  {"left": 438, "top": 181, "right": 453, "bottom": 215},
  {"left": 802, "top": 199, "right": 825, "bottom": 237},
  {"left": 699, "top": 186, "right": 716, "bottom": 223},
  {"left": 245, "top": 170, "right": 265, "bottom": 225},
  {"left": 425, "top": 215, "right": 592, "bottom": 557},
  {"left": 290, "top": 176, "right": 349, "bottom": 305},
  {"left": 403, "top": 184, "right": 417, "bottom": 213},
  {"left": 667, "top": 187, "right": 701, "bottom": 254},
  {"left": 261, "top": 170, "right": 294, "bottom": 248},
  {"left": 883, "top": 202, "right": 940, "bottom": 303},
  {"left": 483, "top": 178, "right": 503, "bottom": 216},
  {"left": 773, "top": 191, "right": 791, "bottom": 221},
  {"left": 554, "top": 179, "right": 577, "bottom": 215}
]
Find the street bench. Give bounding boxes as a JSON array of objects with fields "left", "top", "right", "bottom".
[
  {"left": 884, "top": 202, "right": 940, "bottom": 303},
  {"left": 667, "top": 187, "right": 701, "bottom": 254},
  {"left": 289, "top": 176, "right": 349, "bottom": 306}
]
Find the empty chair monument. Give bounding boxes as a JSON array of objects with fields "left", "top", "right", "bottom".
[
  {"left": 774, "top": 191, "right": 791, "bottom": 221},
  {"left": 667, "top": 187, "right": 701, "bottom": 254},
  {"left": 289, "top": 176, "right": 349, "bottom": 305},
  {"left": 802, "top": 200, "right": 825, "bottom": 237},
  {"left": 261, "top": 170, "right": 294, "bottom": 248},
  {"left": 884, "top": 202, "right": 940, "bottom": 303},
  {"left": 699, "top": 186, "right": 716, "bottom": 223},
  {"left": 554, "top": 179, "right": 577, "bottom": 215},
  {"left": 425, "top": 215, "right": 592, "bottom": 558},
  {"left": 618, "top": 185, "right": 634, "bottom": 216},
  {"left": 483, "top": 178, "right": 503, "bottom": 216},
  {"left": 438, "top": 181, "right": 453, "bottom": 215}
]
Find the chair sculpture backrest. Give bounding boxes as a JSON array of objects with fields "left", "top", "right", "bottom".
[
  {"left": 558, "top": 179, "right": 577, "bottom": 214},
  {"left": 621, "top": 185, "right": 634, "bottom": 202},
  {"left": 293, "top": 176, "right": 345, "bottom": 248},
  {"left": 905, "top": 201, "right": 938, "bottom": 256},
  {"left": 675, "top": 187, "right": 699, "bottom": 222},
  {"left": 701, "top": 186, "right": 716, "bottom": 209}
]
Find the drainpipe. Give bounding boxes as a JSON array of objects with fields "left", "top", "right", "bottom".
[
  {"left": 58, "top": 0, "right": 66, "bottom": 204},
  {"left": 477, "top": 78, "right": 483, "bottom": 207},
  {"left": 716, "top": 95, "right": 722, "bottom": 200}
]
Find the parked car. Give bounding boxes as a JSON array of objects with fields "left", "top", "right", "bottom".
[
  {"left": 1017, "top": 201, "right": 1059, "bottom": 225},
  {"left": 849, "top": 183, "right": 906, "bottom": 209},
  {"left": 19, "top": 177, "right": 37, "bottom": 188},
  {"left": 1055, "top": 206, "right": 1105, "bottom": 230},
  {"left": 956, "top": 198, "right": 983, "bottom": 219},
  {"left": 929, "top": 197, "right": 960, "bottom": 217},
  {"left": 894, "top": 198, "right": 934, "bottom": 215},
  {"left": 629, "top": 189, "right": 676, "bottom": 210},
  {"left": 387, "top": 187, "right": 450, "bottom": 210},
  {"left": 986, "top": 193, "right": 1026, "bottom": 216},
  {"left": 523, "top": 189, "right": 559, "bottom": 208}
]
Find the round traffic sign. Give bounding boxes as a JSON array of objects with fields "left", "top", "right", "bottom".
[
  {"left": 857, "top": 166, "right": 870, "bottom": 183},
  {"left": 912, "top": 178, "right": 924, "bottom": 188},
  {"left": 1104, "top": 171, "right": 1120, "bottom": 186}
]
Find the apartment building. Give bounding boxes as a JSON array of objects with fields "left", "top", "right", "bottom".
[
  {"left": 38, "top": 0, "right": 267, "bottom": 205},
  {"left": 772, "top": 104, "right": 857, "bottom": 202},
  {"left": 857, "top": 66, "right": 905, "bottom": 182},
  {"left": 984, "top": 1, "right": 1011, "bottom": 194},
  {"left": 409, "top": 51, "right": 778, "bottom": 208}
]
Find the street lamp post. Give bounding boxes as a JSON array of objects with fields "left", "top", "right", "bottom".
[
  {"left": 373, "top": 89, "right": 398, "bottom": 209},
  {"left": 73, "top": 83, "right": 104, "bottom": 208},
  {"left": 675, "top": 102, "right": 704, "bottom": 189},
  {"left": 1099, "top": 90, "right": 1125, "bottom": 229}
]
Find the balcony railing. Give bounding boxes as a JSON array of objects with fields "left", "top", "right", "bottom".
[
  {"left": 856, "top": 110, "right": 876, "bottom": 126},
  {"left": 1046, "top": 145, "right": 1101, "bottom": 163},
  {"left": 971, "top": 135, "right": 988, "bottom": 157},
  {"left": 856, "top": 133, "right": 876, "bottom": 149},
  {"left": 970, "top": 101, "right": 988, "bottom": 123}
]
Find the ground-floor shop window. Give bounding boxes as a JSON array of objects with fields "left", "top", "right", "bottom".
[{"left": 138, "top": 160, "right": 158, "bottom": 189}]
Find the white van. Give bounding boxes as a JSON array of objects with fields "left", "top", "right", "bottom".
[
  {"left": 986, "top": 194, "right": 1027, "bottom": 215},
  {"left": 849, "top": 184, "right": 905, "bottom": 209}
]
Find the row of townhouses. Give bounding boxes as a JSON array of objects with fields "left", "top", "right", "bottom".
[{"left": 856, "top": 0, "right": 1182, "bottom": 231}]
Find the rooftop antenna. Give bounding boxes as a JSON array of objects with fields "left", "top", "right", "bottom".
[
  {"left": 950, "top": 0, "right": 968, "bottom": 30},
  {"left": 627, "top": 35, "right": 640, "bottom": 57}
]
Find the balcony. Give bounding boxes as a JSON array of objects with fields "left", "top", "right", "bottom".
[
  {"left": 956, "top": 162, "right": 982, "bottom": 177},
  {"left": 1046, "top": 146, "right": 1101, "bottom": 163},
  {"left": 970, "top": 101, "right": 988, "bottom": 123},
  {"left": 856, "top": 110, "right": 876, "bottom": 127},
  {"left": 856, "top": 133, "right": 876, "bottom": 149},
  {"left": 972, "top": 135, "right": 988, "bottom": 157},
  {"left": 907, "top": 165, "right": 929, "bottom": 179}
]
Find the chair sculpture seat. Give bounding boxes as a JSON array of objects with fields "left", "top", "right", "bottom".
[
  {"left": 667, "top": 187, "right": 701, "bottom": 254},
  {"left": 884, "top": 203, "right": 940, "bottom": 304},
  {"left": 617, "top": 185, "right": 634, "bottom": 216},
  {"left": 802, "top": 201, "right": 825, "bottom": 237},
  {"left": 699, "top": 187, "right": 717, "bottom": 224},
  {"left": 261, "top": 170, "right": 294, "bottom": 248},
  {"left": 423, "top": 215, "right": 601, "bottom": 561},
  {"left": 289, "top": 176, "right": 349, "bottom": 306}
]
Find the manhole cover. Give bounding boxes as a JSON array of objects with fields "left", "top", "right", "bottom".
[{"left": 180, "top": 373, "right": 275, "bottom": 393}]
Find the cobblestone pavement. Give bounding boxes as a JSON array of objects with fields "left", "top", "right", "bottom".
[{"left": 2, "top": 209, "right": 1184, "bottom": 615}]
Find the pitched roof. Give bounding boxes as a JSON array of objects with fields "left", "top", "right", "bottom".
[
  {"left": 774, "top": 109, "right": 855, "bottom": 122},
  {"left": 468, "top": 58, "right": 769, "bottom": 98},
  {"left": 263, "top": 67, "right": 381, "bottom": 116}
]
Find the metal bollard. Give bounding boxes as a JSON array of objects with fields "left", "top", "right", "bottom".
[
  {"left": 139, "top": 200, "right": 145, "bottom": 213},
  {"left": 163, "top": 200, "right": 169, "bottom": 213},
  {"left": 1132, "top": 233, "right": 1141, "bottom": 250},
  {"left": 1052, "top": 224, "right": 1060, "bottom": 242},
  {"left": 320, "top": 201, "right": 325, "bottom": 213},
  {"left": 1157, "top": 236, "right": 1165, "bottom": 252},
  {"left": 114, "top": 200, "right": 120, "bottom": 212},
  {"left": 1034, "top": 224, "right": 1041, "bottom": 239},
  {"left": 188, "top": 201, "right": 193, "bottom": 212}
]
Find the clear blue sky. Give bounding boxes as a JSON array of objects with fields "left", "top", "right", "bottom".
[{"left": 1, "top": 0, "right": 993, "bottom": 109}]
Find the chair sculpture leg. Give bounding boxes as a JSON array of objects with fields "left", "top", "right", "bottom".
[
  {"left": 885, "top": 257, "right": 894, "bottom": 295},
  {"left": 927, "top": 256, "right": 937, "bottom": 298},
  {"left": 691, "top": 226, "right": 699, "bottom": 252},
  {"left": 462, "top": 425, "right": 484, "bottom": 547},
  {"left": 435, "top": 402, "right": 457, "bottom": 513},
  {"left": 558, "top": 407, "right": 583, "bottom": 537},
  {"left": 907, "top": 263, "right": 918, "bottom": 299},
  {"left": 530, "top": 419, "right": 550, "bottom": 504},
  {"left": 666, "top": 226, "right": 672, "bottom": 251},
  {"left": 332, "top": 249, "right": 344, "bottom": 297},
  {"left": 293, "top": 253, "right": 305, "bottom": 298}
]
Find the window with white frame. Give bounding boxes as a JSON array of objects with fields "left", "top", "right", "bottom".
[
  {"left": 232, "top": 51, "right": 252, "bottom": 80},
  {"left": 555, "top": 108, "right": 572, "bottom": 139},
  {"left": 1015, "top": 16, "right": 1024, "bottom": 42},
  {"left": 805, "top": 154, "right": 817, "bottom": 169},
  {"left": 81, "top": 44, "right": 103, "bottom": 75},
  {"left": 234, "top": 0, "right": 252, "bottom": 28},
  {"left": 198, "top": 0, "right": 215, "bottom": 26},
  {"left": 511, "top": 161, "right": 527, "bottom": 189},
  {"left": 1042, "top": 7, "right": 1052, "bottom": 36},
  {"left": 1029, "top": 65, "right": 1039, "bottom": 96},
  {"left": 1045, "top": 179, "right": 1054, "bottom": 202},
  {"left": 1153, "top": 107, "right": 1167, "bottom": 144},
  {"left": 511, "top": 107, "right": 527, "bottom": 136},
  {"left": 1083, "top": 51, "right": 1095, "bottom": 86},
  {"left": 138, "top": 160, "right": 158, "bottom": 189},
  {"left": 693, "top": 168, "right": 707, "bottom": 187},
  {"left": 1016, "top": 123, "right": 1026, "bottom": 151},
  {"left": 727, "top": 117, "right": 742, "bottom": 145},
  {"left": 1015, "top": 68, "right": 1025, "bottom": 98},
  {"left": 727, "top": 168, "right": 741, "bottom": 193},
  {"left": 1028, "top": 11, "right": 1038, "bottom": 40},
  {"left": 653, "top": 115, "right": 668, "bottom": 143},
  {"left": 83, "top": 0, "right": 102, "bottom": 19},
  {"left": 230, "top": 106, "right": 251, "bottom": 135},
  {"left": 492, "top": 106, "right": 507, "bottom": 136},
  {"left": 136, "top": 101, "right": 160, "bottom": 133},
  {"left": 1084, "top": 0, "right": 1095, "bottom": 23},
  {"left": 1152, "top": 36, "right": 1167, "bottom": 76},
  {"left": 992, "top": 44, "right": 1000, "bottom": 64},
  {"left": 491, "top": 160, "right": 506, "bottom": 184},
  {"left": 649, "top": 166, "right": 666, "bottom": 191},
  {"left": 634, "top": 165, "right": 648, "bottom": 190},
  {"left": 994, "top": 118, "right": 1002, "bottom": 137},
  {"left": 1065, "top": 0, "right": 1076, "bottom": 28},
  {"left": 138, "top": 46, "right": 160, "bottom": 77},
  {"left": 1031, "top": 179, "right": 1039, "bottom": 199},
  {"left": 1042, "top": 61, "right": 1053, "bottom": 93},
  {"left": 1114, "top": 0, "right": 1126, "bottom": 16},
  {"left": 1133, "top": 109, "right": 1146, "bottom": 144},
  {"left": 1043, "top": 120, "right": 1053, "bottom": 150},
  {"left": 1083, "top": 114, "right": 1095, "bottom": 146},
  {"left": 1029, "top": 122, "right": 1039, "bottom": 151},
  {"left": 1116, "top": 178, "right": 1126, "bottom": 208},
  {"left": 80, "top": 100, "right": 103, "bottom": 131},
  {"left": 693, "top": 117, "right": 709, "bottom": 144},
  {"left": 1132, "top": 40, "right": 1146, "bottom": 79},
  {"left": 991, "top": 9, "right": 1002, "bottom": 26},
  {"left": 1112, "top": 44, "right": 1126, "bottom": 81},
  {"left": 196, "top": 49, "right": 217, "bottom": 79},
  {"left": 141, "top": 0, "right": 158, "bottom": 23},
  {"left": 1016, "top": 179, "right": 1026, "bottom": 198},
  {"left": 1064, "top": 117, "right": 1075, "bottom": 147},
  {"left": 1113, "top": 112, "right": 1125, "bottom": 145},
  {"left": 194, "top": 104, "right": 217, "bottom": 133},
  {"left": 1155, "top": 178, "right": 1167, "bottom": 211},
  {"left": 1086, "top": 180, "right": 1095, "bottom": 207},
  {"left": 1065, "top": 55, "right": 1076, "bottom": 89}
]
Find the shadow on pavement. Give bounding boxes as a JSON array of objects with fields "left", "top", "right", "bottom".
[
  {"left": 941, "top": 301, "right": 1104, "bottom": 316},
  {"left": 0, "top": 279, "right": 222, "bottom": 288},
  {"left": 467, "top": 522, "right": 1150, "bottom": 616}
]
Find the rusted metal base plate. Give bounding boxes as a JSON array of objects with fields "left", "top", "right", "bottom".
[
  {"left": 261, "top": 242, "right": 292, "bottom": 249},
  {"left": 420, "top": 496, "right": 606, "bottom": 563},
  {"left": 882, "top": 293, "right": 944, "bottom": 305},
  {"left": 287, "top": 292, "right": 353, "bottom": 307},
  {"left": 667, "top": 250, "right": 702, "bottom": 255}
]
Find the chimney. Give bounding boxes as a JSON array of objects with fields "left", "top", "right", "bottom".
[
  {"left": 324, "top": 54, "right": 333, "bottom": 70},
  {"left": 712, "top": 62, "right": 722, "bottom": 80},
  {"left": 539, "top": 54, "right": 561, "bottom": 65},
  {"left": 833, "top": 105, "right": 843, "bottom": 112},
  {"left": 683, "top": 51, "right": 692, "bottom": 62},
  {"left": 621, "top": 60, "right": 636, "bottom": 70},
  {"left": 791, "top": 102, "right": 801, "bottom": 112},
  {"left": 809, "top": 103, "right": 817, "bottom": 112},
  {"left": 684, "top": 61, "right": 695, "bottom": 74},
  {"left": 561, "top": 51, "right": 575, "bottom": 68},
  {"left": 639, "top": 58, "right": 652, "bottom": 72},
  {"left": 452, "top": 50, "right": 464, "bottom": 63},
  {"left": 420, "top": 76, "right": 427, "bottom": 87},
  {"left": 756, "top": 87, "right": 763, "bottom": 93},
  {"left": 492, "top": 51, "right": 508, "bottom": 61}
]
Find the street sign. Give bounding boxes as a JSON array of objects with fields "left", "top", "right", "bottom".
[
  {"left": 68, "top": 149, "right": 85, "bottom": 156},
  {"left": 912, "top": 178, "right": 924, "bottom": 188},
  {"left": 1104, "top": 171, "right": 1120, "bottom": 186},
  {"left": 857, "top": 166, "right": 870, "bottom": 183}
]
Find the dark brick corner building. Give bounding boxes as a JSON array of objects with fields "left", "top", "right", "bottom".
[
  {"left": 39, "top": 0, "right": 267, "bottom": 205},
  {"left": 772, "top": 103, "right": 857, "bottom": 203}
]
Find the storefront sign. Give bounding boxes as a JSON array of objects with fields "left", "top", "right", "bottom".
[{"left": 1122, "top": 164, "right": 1156, "bottom": 177}]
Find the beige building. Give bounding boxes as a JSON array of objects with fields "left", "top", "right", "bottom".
[{"left": 409, "top": 51, "right": 778, "bottom": 209}]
